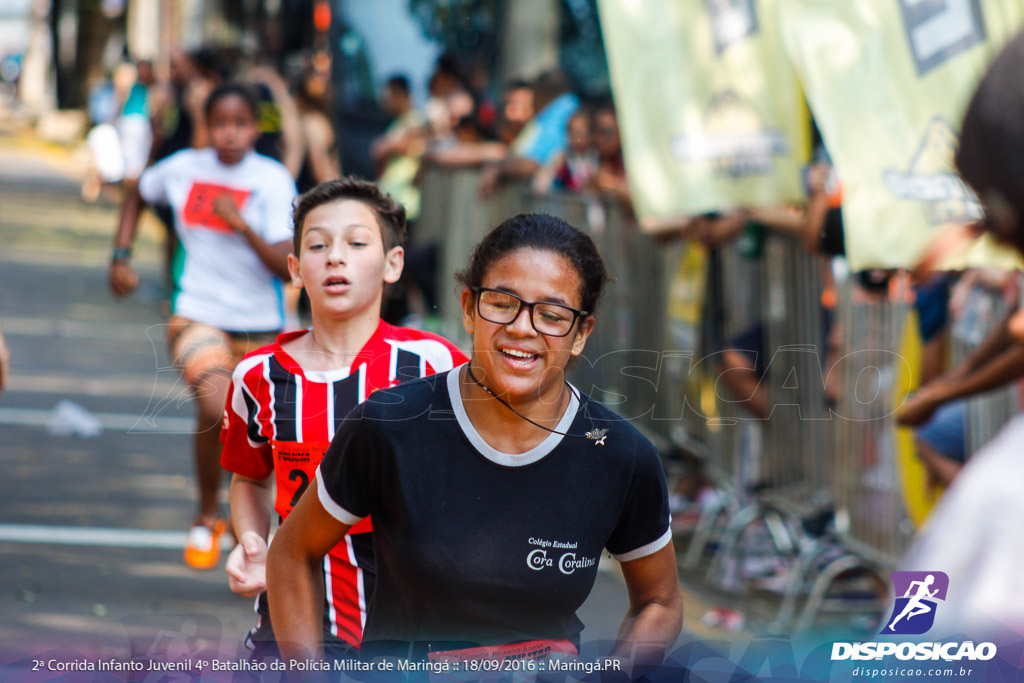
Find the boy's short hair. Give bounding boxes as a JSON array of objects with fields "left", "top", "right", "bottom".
[{"left": 291, "top": 178, "right": 407, "bottom": 255}]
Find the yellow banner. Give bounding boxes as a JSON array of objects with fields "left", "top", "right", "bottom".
[
  {"left": 777, "top": 0, "right": 1024, "bottom": 270},
  {"left": 598, "top": 0, "right": 810, "bottom": 230}
]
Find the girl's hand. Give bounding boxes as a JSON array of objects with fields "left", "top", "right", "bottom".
[
  {"left": 212, "top": 196, "right": 247, "bottom": 233},
  {"left": 109, "top": 261, "right": 139, "bottom": 298}
]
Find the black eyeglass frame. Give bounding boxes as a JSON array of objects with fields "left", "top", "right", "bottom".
[{"left": 471, "top": 287, "right": 589, "bottom": 338}]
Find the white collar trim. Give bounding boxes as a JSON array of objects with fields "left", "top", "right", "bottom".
[{"left": 446, "top": 363, "right": 579, "bottom": 467}]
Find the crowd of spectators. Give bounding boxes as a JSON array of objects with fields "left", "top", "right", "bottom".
[
  {"left": 79, "top": 45, "right": 1024, "bottom": 520},
  {"left": 368, "top": 56, "right": 631, "bottom": 211}
]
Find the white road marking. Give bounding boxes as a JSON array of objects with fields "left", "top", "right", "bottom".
[
  {"left": 0, "top": 524, "right": 191, "bottom": 549},
  {"left": 5, "top": 374, "right": 185, "bottom": 399},
  {"left": 0, "top": 316, "right": 158, "bottom": 341},
  {"left": 0, "top": 407, "right": 195, "bottom": 433}
]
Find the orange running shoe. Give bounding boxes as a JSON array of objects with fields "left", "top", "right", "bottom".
[{"left": 184, "top": 519, "right": 227, "bottom": 570}]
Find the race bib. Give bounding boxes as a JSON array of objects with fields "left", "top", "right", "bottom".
[
  {"left": 182, "top": 181, "right": 251, "bottom": 232},
  {"left": 271, "top": 440, "right": 329, "bottom": 517},
  {"left": 271, "top": 440, "right": 372, "bottom": 533}
]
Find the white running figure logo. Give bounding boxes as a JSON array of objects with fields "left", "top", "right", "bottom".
[{"left": 887, "top": 574, "right": 938, "bottom": 632}]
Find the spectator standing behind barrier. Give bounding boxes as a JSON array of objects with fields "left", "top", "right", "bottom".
[
  {"left": 372, "top": 75, "right": 427, "bottom": 221},
  {"left": 417, "top": 77, "right": 525, "bottom": 169},
  {"left": 590, "top": 103, "right": 632, "bottom": 211},
  {"left": 478, "top": 69, "right": 579, "bottom": 197},
  {"left": 246, "top": 63, "right": 304, "bottom": 178},
  {"left": 710, "top": 152, "right": 847, "bottom": 418},
  {"left": 898, "top": 271, "right": 1024, "bottom": 488},
  {"left": 372, "top": 75, "right": 430, "bottom": 325},
  {"left": 423, "top": 55, "right": 474, "bottom": 144},
  {"left": 904, "top": 273, "right": 966, "bottom": 488},
  {"left": 693, "top": 211, "right": 771, "bottom": 419},
  {"left": 267, "top": 214, "right": 682, "bottom": 673},
  {"left": 532, "top": 108, "right": 597, "bottom": 195},
  {"left": 497, "top": 79, "right": 535, "bottom": 146},
  {"left": 109, "top": 84, "right": 297, "bottom": 570},
  {"left": 899, "top": 30, "right": 1024, "bottom": 634},
  {"left": 292, "top": 65, "right": 341, "bottom": 194}
]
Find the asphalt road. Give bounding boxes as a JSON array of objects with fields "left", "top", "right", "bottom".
[{"left": 0, "top": 138, "right": 262, "bottom": 671}]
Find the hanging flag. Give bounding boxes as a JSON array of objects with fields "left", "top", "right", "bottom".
[
  {"left": 777, "top": 0, "right": 1024, "bottom": 269},
  {"left": 598, "top": 0, "right": 810, "bottom": 231}
]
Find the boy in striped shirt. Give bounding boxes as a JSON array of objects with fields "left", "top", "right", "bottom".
[{"left": 220, "top": 178, "right": 466, "bottom": 658}]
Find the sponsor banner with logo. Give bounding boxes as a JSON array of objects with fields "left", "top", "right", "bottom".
[
  {"left": 598, "top": 0, "right": 810, "bottom": 230},
  {"left": 777, "top": 0, "right": 1024, "bottom": 270}
]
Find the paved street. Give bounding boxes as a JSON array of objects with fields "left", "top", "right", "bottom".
[
  {"left": 0, "top": 132, "right": 691, "bottom": 676},
  {"left": 0, "top": 134, "right": 264, "bottom": 671}
]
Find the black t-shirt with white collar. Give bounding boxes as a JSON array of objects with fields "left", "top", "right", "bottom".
[{"left": 315, "top": 364, "right": 671, "bottom": 653}]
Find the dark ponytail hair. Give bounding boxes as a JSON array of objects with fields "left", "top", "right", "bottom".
[
  {"left": 456, "top": 213, "right": 609, "bottom": 315},
  {"left": 956, "top": 31, "right": 1024, "bottom": 243}
]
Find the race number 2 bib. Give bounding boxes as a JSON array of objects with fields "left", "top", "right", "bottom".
[
  {"left": 271, "top": 440, "right": 372, "bottom": 533},
  {"left": 271, "top": 440, "right": 329, "bottom": 517},
  {"left": 183, "top": 182, "right": 252, "bottom": 232}
]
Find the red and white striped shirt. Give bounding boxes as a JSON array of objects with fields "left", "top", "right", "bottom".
[{"left": 221, "top": 321, "right": 466, "bottom": 647}]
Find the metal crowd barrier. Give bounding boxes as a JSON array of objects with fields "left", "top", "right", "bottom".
[
  {"left": 783, "top": 270, "right": 915, "bottom": 630},
  {"left": 414, "top": 163, "right": 497, "bottom": 346},
  {"left": 699, "top": 235, "right": 836, "bottom": 600}
]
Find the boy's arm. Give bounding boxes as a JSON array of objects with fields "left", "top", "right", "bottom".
[
  {"left": 211, "top": 196, "right": 291, "bottom": 280},
  {"left": 226, "top": 472, "right": 274, "bottom": 596}
]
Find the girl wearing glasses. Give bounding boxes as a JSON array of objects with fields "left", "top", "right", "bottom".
[{"left": 267, "top": 213, "right": 682, "bottom": 672}]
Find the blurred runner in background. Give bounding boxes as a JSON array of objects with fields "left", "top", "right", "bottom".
[{"left": 108, "top": 83, "right": 297, "bottom": 570}]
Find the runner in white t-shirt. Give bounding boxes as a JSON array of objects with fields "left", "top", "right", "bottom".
[{"left": 109, "top": 83, "right": 297, "bottom": 569}]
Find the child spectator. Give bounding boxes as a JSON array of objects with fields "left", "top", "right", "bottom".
[{"left": 532, "top": 108, "right": 598, "bottom": 195}]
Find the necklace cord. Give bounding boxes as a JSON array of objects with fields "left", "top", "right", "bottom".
[{"left": 463, "top": 364, "right": 586, "bottom": 439}]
